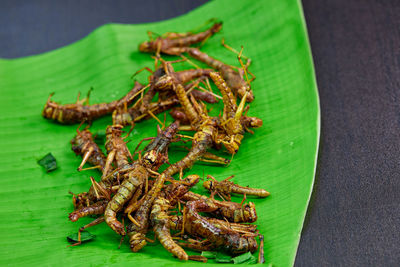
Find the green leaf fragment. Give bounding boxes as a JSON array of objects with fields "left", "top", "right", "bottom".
[
  {"left": 215, "top": 253, "right": 233, "bottom": 263},
  {"left": 37, "top": 153, "right": 57, "bottom": 172},
  {"left": 245, "top": 255, "right": 257, "bottom": 264},
  {"left": 233, "top": 252, "right": 253, "bottom": 264},
  {"left": 201, "top": 251, "right": 217, "bottom": 259},
  {"left": 67, "top": 231, "right": 96, "bottom": 243}
]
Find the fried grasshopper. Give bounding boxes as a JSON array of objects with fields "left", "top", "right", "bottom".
[
  {"left": 204, "top": 175, "right": 270, "bottom": 201},
  {"left": 43, "top": 81, "right": 143, "bottom": 124},
  {"left": 139, "top": 22, "right": 222, "bottom": 56},
  {"left": 187, "top": 47, "right": 254, "bottom": 102}
]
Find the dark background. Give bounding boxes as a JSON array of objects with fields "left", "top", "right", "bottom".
[{"left": 1, "top": 0, "right": 399, "bottom": 266}]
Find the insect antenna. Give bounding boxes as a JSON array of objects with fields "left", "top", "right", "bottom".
[
  {"left": 237, "top": 46, "right": 251, "bottom": 87},
  {"left": 147, "top": 109, "right": 164, "bottom": 128},
  {"left": 131, "top": 66, "right": 154, "bottom": 81},
  {"left": 221, "top": 38, "right": 249, "bottom": 61}
]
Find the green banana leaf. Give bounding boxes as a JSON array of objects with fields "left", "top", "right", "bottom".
[{"left": 0, "top": 0, "right": 319, "bottom": 266}]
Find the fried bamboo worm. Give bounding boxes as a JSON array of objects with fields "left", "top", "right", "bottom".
[
  {"left": 204, "top": 175, "right": 270, "bottom": 201},
  {"left": 42, "top": 81, "right": 143, "bottom": 124},
  {"left": 70, "top": 128, "right": 107, "bottom": 172},
  {"left": 151, "top": 197, "right": 189, "bottom": 260},
  {"left": 139, "top": 22, "right": 222, "bottom": 55},
  {"left": 184, "top": 200, "right": 258, "bottom": 255},
  {"left": 68, "top": 200, "right": 107, "bottom": 222},
  {"left": 182, "top": 191, "right": 257, "bottom": 223},
  {"left": 187, "top": 47, "right": 254, "bottom": 102}
]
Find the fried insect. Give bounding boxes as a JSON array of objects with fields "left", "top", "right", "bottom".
[
  {"left": 150, "top": 175, "right": 200, "bottom": 260},
  {"left": 105, "top": 121, "right": 179, "bottom": 236},
  {"left": 162, "top": 116, "right": 220, "bottom": 177},
  {"left": 204, "top": 175, "right": 270, "bottom": 201},
  {"left": 169, "top": 215, "right": 257, "bottom": 234},
  {"left": 182, "top": 191, "right": 257, "bottom": 223},
  {"left": 68, "top": 200, "right": 107, "bottom": 222},
  {"left": 187, "top": 47, "right": 254, "bottom": 102},
  {"left": 70, "top": 127, "right": 107, "bottom": 172},
  {"left": 42, "top": 81, "right": 143, "bottom": 124},
  {"left": 154, "top": 68, "right": 213, "bottom": 91},
  {"left": 183, "top": 200, "right": 258, "bottom": 255},
  {"left": 151, "top": 197, "right": 189, "bottom": 260},
  {"left": 170, "top": 105, "right": 262, "bottom": 133},
  {"left": 139, "top": 22, "right": 222, "bottom": 56},
  {"left": 212, "top": 71, "right": 249, "bottom": 154},
  {"left": 160, "top": 68, "right": 227, "bottom": 176},
  {"left": 104, "top": 164, "right": 147, "bottom": 235},
  {"left": 127, "top": 172, "right": 166, "bottom": 251},
  {"left": 104, "top": 124, "right": 132, "bottom": 170},
  {"left": 112, "top": 94, "right": 180, "bottom": 126}
]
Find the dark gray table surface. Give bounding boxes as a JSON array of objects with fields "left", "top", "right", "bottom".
[{"left": 1, "top": 1, "right": 399, "bottom": 266}]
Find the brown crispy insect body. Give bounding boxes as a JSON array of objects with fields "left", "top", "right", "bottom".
[
  {"left": 125, "top": 122, "right": 180, "bottom": 250},
  {"left": 163, "top": 122, "right": 217, "bottom": 177},
  {"left": 187, "top": 48, "right": 254, "bottom": 102},
  {"left": 127, "top": 173, "right": 166, "bottom": 251},
  {"left": 105, "top": 125, "right": 131, "bottom": 169},
  {"left": 151, "top": 197, "right": 189, "bottom": 260},
  {"left": 154, "top": 69, "right": 213, "bottom": 91},
  {"left": 70, "top": 129, "right": 107, "bottom": 172},
  {"left": 69, "top": 200, "right": 107, "bottom": 222},
  {"left": 139, "top": 22, "right": 222, "bottom": 55},
  {"left": 42, "top": 81, "right": 143, "bottom": 124},
  {"left": 184, "top": 200, "right": 258, "bottom": 254},
  {"left": 104, "top": 164, "right": 147, "bottom": 235},
  {"left": 204, "top": 175, "right": 270, "bottom": 200},
  {"left": 169, "top": 215, "right": 257, "bottom": 234},
  {"left": 182, "top": 191, "right": 257, "bottom": 223}
]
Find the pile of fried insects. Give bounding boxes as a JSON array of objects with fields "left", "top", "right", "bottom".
[{"left": 42, "top": 20, "right": 270, "bottom": 264}]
